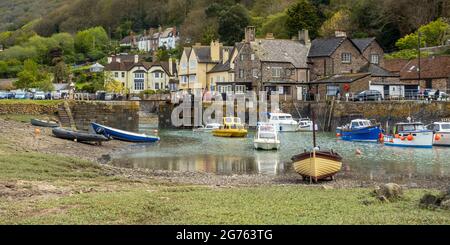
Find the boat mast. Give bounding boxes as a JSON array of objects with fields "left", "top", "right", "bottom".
[{"left": 311, "top": 104, "right": 317, "bottom": 148}]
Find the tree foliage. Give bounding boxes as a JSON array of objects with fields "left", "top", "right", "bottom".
[
  {"left": 286, "top": 0, "right": 321, "bottom": 39},
  {"left": 14, "top": 59, "right": 54, "bottom": 91},
  {"left": 218, "top": 4, "right": 251, "bottom": 46}
]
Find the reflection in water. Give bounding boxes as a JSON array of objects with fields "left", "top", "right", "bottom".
[{"left": 110, "top": 128, "right": 450, "bottom": 181}]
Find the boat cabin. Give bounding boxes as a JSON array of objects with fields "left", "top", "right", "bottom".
[
  {"left": 431, "top": 122, "right": 450, "bottom": 132},
  {"left": 350, "top": 119, "right": 372, "bottom": 129},
  {"left": 269, "top": 113, "right": 295, "bottom": 121},
  {"left": 222, "top": 117, "right": 245, "bottom": 129},
  {"left": 395, "top": 122, "right": 427, "bottom": 133}
]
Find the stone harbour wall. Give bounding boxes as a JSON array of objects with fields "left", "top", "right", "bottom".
[
  {"left": 0, "top": 103, "right": 59, "bottom": 115},
  {"left": 281, "top": 100, "right": 450, "bottom": 132},
  {"left": 69, "top": 101, "right": 140, "bottom": 131}
]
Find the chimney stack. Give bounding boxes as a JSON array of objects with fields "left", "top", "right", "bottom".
[
  {"left": 169, "top": 58, "right": 173, "bottom": 76},
  {"left": 210, "top": 40, "right": 221, "bottom": 62},
  {"left": 245, "top": 26, "right": 256, "bottom": 43},
  {"left": 222, "top": 48, "right": 230, "bottom": 64},
  {"left": 298, "top": 30, "right": 310, "bottom": 45},
  {"left": 335, "top": 31, "right": 347, "bottom": 38},
  {"left": 134, "top": 54, "right": 139, "bottom": 63},
  {"left": 107, "top": 56, "right": 113, "bottom": 64}
]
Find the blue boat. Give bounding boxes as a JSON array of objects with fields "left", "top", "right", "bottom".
[
  {"left": 336, "top": 119, "right": 382, "bottom": 142},
  {"left": 91, "top": 122, "right": 160, "bottom": 143}
]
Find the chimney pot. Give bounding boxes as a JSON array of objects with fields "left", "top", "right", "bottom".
[{"left": 134, "top": 55, "right": 139, "bottom": 63}]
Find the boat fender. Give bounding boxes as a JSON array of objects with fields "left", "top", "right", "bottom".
[
  {"left": 336, "top": 133, "right": 341, "bottom": 137},
  {"left": 34, "top": 128, "right": 41, "bottom": 136},
  {"left": 400, "top": 136, "right": 406, "bottom": 141},
  {"left": 435, "top": 134, "right": 441, "bottom": 141},
  {"left": 395, "top": 134, "right": 400, "bottom": 139},
  {"left": 407, "top": 135, "right": 414, "bottom": 141}
]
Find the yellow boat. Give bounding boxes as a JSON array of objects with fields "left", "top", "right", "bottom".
[
  {"left": 291, "top": 150, "right": 342, "bottom": 182},
  {"left": 212, "top": 117, "right": 248, "bottom": 138}
]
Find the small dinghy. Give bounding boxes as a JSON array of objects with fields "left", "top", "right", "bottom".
[
  {"left": 31, "top": 118, "right": 59, "bottom": 128},
  {"left": 52, "top": 127, "right": 110, "bottom": 143},
  {"left": 91, "top": 122, "right": 160, "bottom": 143}
]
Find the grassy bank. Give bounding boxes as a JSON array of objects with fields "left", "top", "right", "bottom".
[
  {"left": 1, "top": 124, "right": 449, "bottom": 224},
  {"left": 0, "top": 99, "right": 62, "bottom": 106}
]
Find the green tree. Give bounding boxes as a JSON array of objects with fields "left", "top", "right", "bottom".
[
  {"left": 201, "top": 25, "right": 219, "bottom": 45},
  {"left": 74, "top": 27, "right": 110, "bottom": 61},
  {"left": 218, "top": 4, "right": 250, "bottom": 46},
  {"left": 261, "top": 12, "right": 290, "bottom": 39},
  {"left": 319, "top": 9, "right": 352, "bottom": 37},
  {"left": 14, "top": 59, "right": 54, "bottom": 91},
  {"left": 53, "top": 61, "right": 70, "bottom": 83},
  {"left": 396, "top": 18, "right": 449, "bottom": 50},
  {"left": 286, "top": 0, "right": 321, "bottom": 39}
]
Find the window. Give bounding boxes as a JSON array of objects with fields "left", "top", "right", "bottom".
[
  {"left": 235, "top": 85, "right": 246, "bottom": 94},
  {"left": 189, "top": 75, "right": 196, "bottom": 83},
  {"left": 134, "top": 72, "right": 145, "bottom": 91},
  {"left": 251, "top": 54, "right": 255, "bottom": 61},
  {"left": 121, "top": 72, "right": 125, "bottom": 78},
  {"left": 327, "top": 85, "right": 339, "bottom": 96},
  {"left": 286, "top": 69, "right": 292, "bottom": 76},
  {"left": 283, "top": 86, "right": 291, "bottom": 95},
  {"left": 189, "top": 60, "right": 197, "bottom": 69},
  {"left": 240, "top": 54, "right": 244, "bottom": 61},
  {"left": 271, "top": 67, "right": 282, "bottom": 78},
  {"left": 154, "top": 72, "right": 163, "bottom": 79},
  {"left": 155, "top": 83, "right": 159, "bottom": 90},
  {"left": 181, "top": 76, "right": 188, "bottom": 84},
  {"left": 370, "top": 54, "right": 379, "bottom": 64},
  {"left": 252, "top": 69, "right": 259, "bottom": 78},
  {"left": 181, "top": 62, "right": 187, "bottom": 71},
  {"left": 341, "top": 53, "right": 352, "bottom": 64},
  {"left": 114, "top": 72, "right": 119, "bottom": 78},
  {"left": 239, "top": 69, "right": 244, "bottom": 79}
]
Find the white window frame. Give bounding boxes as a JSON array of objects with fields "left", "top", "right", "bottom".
[
  {"left": 251, "top": 54, "right": 255, "bottom": 61},
  {"left": 271, "top": 67, "right": 282, "bottom": 78},
  {"left": 342, "top": 53, "right": 352, "bottom": 64},
  {"left": 239, "top": 69, "right": 244, "bottom": 79},
  {"left": 235, "top": 85, "right": 246, "bottom": 94},
  {"left": 370, "top": 54, "right": 379, "bottom": 64}
]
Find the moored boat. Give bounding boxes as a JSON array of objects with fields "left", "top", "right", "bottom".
[
  {"left": 336, "top": 119, "right": 382, "bottom": 142},
  {"left": 431, "top": 122, "right": 450, "bottom": 147},
  {"left": 291, "top": 108, "right": 343, "bottom": 182},
  {"left": 297, "top": 118, "right": 318, "bottom": 132},
  {"left": 31, "top": 118, "right": 59, "bottom": 128},
  {"left": 291, "top": 150, "right": 343, "bottom": 182},
  {"left": 384, "top": 122, "right": 433, "bottom": 148},
  {"left": 212, "top": 117, "right": 248, "bottom": 137},
  {"left": 193, "top": 123, "right": 221, "bottom": 132},
  {"left": 268, "top": 112, "right": 298, "bottom": 132},
  {"left": 52, "top": 127, "right": 110, "bottom": 143},
  {"left": 254, "top": 123, "right": 280, "bottom": 150},
  {"left": 91, "top": 122, "right": 160, "bottom": 143}
]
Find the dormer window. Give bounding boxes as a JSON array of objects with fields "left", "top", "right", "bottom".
[{"left": 341, "top": 53, "right": 352, "bottom": 64}]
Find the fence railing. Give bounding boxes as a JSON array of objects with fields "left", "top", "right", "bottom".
[{"left": 320, "top": 89, "right": 450, "bottom": 102}]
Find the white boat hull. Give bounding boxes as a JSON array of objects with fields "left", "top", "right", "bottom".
[
  {"left": 434, "top": 132, "right": 450, "bottom": 146},
  {"left": 298, "top": 124, "right": 319, "bottom": 132},
  {"left": 384, "top": 131, "right": 433, "bottom": 148},
  {"left": 254, "top": 139, "right": 280, "bottom": 150},
  {"left": 275, "top": 123, "right": 298, "bottom": 132}
]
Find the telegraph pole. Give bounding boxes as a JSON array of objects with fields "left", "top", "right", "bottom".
[{"left": 418, "top": 31, "right": 421, "bottom": 82}]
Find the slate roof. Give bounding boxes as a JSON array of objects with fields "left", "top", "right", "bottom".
[
  {"left": 400, "top": 56, "right": 450, "bottom": 79},
  {"left": 193, "top": 46, "right": 213, "bottom": 63},
  {"left": 308, "top": 37, "right": 346, "bottom": 57},
  {"left": 352, "top": 38, "right": 376, "bottom": 53},
  {"left": 384, "top": 59, "right": 410, "bottom": 73},
  {"left": 252, "top": 39, "right": 310, "bottom": 68},
  {"left": 120, "top": 36, "right": 133, "bottom": 44},
  {"left": 359, "top": 63, "right": 398, "bottom": 77},
  {"left": 208, "top": 61, "right": 231, "bottom": 73},
  {"left": 309, "top": 73, "right": 371, "bottom": 84}
]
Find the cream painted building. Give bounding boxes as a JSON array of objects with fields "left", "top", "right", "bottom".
[
  {"left": 105, "top": 55, "right": 178, "bottom": 94},
  {"left": 178, "top": 41, "right": 234, "bottom": 92}
]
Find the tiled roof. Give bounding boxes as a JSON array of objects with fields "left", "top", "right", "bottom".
[
  {"left": 308, "top": 37, "right": 346, "bottom": 57},
  {"left": 120, "top": 36, "right": 133, "bottom": 44},
  {"left": 352, "top": 38, "right": 376, "bottom": 53},
  {"left": 208, "top": 61, "right": 231, "bottom": 73},
  {"left": 252, "top": 39, "right": 310, "bottom": 68},
  {"left": 384, "top": 59, "right": 410, "bottom": 73},
  {"left": 400, "top": 56, "right": 450, "bottom": 79},
  {"left": 309, "top": 73, "right": 371, "bottom": 84},
  {"left": 359, "top": 63, "right": 398, "bottom": 77}
]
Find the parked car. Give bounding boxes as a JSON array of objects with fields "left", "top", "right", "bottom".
[
  {"left": 130, "top": 96, "right": 141, "bottom": 101},
  {"left": 14, "top": 92, "right": 30, "bottom": 99},
  {"left": 105, "top": 93, "right": 114, "bottom": 101},
  {"left": 33, "top": 91, "right": 46, "bottom": 100},
  {"left": 354, "top": 90, "right": 383, "bottom": 101},
  {"left": 0, "top": 91, "right": 8, "bottom": 99},
  {"left": 52, "top": 92, "right": 62, "bottom": 100}
]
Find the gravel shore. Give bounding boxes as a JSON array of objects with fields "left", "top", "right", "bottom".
[{"left": 1, "top": 118, "right": 449, "bottom": 189}]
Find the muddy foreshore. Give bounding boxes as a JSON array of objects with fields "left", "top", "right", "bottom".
[{"left": 1, "top": 118, "right": 449, "bottom": 189}]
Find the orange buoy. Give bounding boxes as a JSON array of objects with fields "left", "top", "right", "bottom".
[
  {"left": 395, "top": 134, "right": 400, "bottom": 139},
  {"left": 336, "top": 133, "right": 341, "bottom": 137},
  {"left": 400, "top": 136, "right": 406, "bottom": 141},
  {"left": 34, "top": 128, "right": 41, "bottom": 136},
  {"left": 390, "top": 139, "right": 394, "bottom": 143},
  {"left": 435, "top": 134, "right": 441, "bottom": 141},
  {"left": 407, "top": 134, "right": 414, "bottom": 141}
]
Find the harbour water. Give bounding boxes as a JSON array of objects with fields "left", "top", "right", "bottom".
[{"left": 109, "top": 126, "right": 450, "bottom": 182}]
